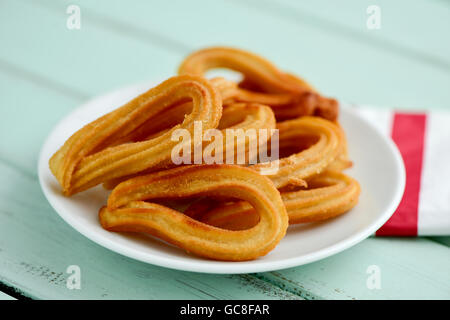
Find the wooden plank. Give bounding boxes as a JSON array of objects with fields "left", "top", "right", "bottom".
[
  {"left": 255, "top": 237, "right": 450, "bottom": 300},
  {"left": 241, "top": 0, "right": 450, "bottom": 68},
  {"left": 0, "top": 0, "right": 185, "bottom": 96},
  {"left": 0, "top": 71, "right": 82, "bottom": 174},
  {"left": 16, "top": 0, "right": 450, "bottom": 111},
  {"left": 0, "top": 72, "right": 300, "bottom": 300}
]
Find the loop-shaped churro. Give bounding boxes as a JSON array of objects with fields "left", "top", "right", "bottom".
[
  {"left": 110, "top": 77, "right": 238, "bottom": 144},
  {"left": 192, "top": 171, "right": 360, "bottom": 230},
  {"left": 50, "top": 75, "right": 222, "bottom": 196},
  {"left": 99, "top": 165, "right": 289, "bottom": 261},
  {"left": 216, "top": 103, "right": 276, "bottom": 164},
  {"left": 178, "top": 47, "right": 338, "bottom": 121},
  {"left": 102, "top": 102, "right": 276, "bottom": 190},
  {"left": 252, "top": 116, "right": 342, "bottom": 188},
  {"left": 281, "top": 171, "right": 360, "bottom": 224}
]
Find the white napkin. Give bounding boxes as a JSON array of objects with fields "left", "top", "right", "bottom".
[{"left": 352, "top": 106, "right": 450, "bottom": 236}]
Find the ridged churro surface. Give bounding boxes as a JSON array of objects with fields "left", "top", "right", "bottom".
[{"left": 100, "top": 165, "right": 288, "bottom": 261}]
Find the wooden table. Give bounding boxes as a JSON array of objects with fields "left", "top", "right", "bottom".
[{"left": 1, "top": 0, "right": 449, "bottom": 300}]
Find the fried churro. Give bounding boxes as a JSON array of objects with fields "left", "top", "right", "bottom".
[
  {"left": 100, "top": 165, "right": 288, "bottom": 261},
  {"left": 50, "top": 75, "right": 222, "bottom": 195},
  {"left": 179, "top": 47, "right": 338, "bottom": 121}
]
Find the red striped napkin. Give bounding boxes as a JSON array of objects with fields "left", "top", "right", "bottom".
[{"left": 353, "top": 107, "right": 450, "bottom": 236}]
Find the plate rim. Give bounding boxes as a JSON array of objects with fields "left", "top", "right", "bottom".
[{"left": 38, "top": 82, "right": 406, "bottom": 274}]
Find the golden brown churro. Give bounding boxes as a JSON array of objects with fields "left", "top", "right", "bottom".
[
  {"left": 100, "top": 165, "right": 289, "bottom": 261},
  {"left": 178, "top": 47, "right": 338, "bottom": 121},
  {"left": 101, "top": 102, "right": 276, "bottom": 190},
  {"left": 189, "top": 171, "right": 360, "bottom": 230},
  {"left": 252, "top": 116, "right": 343, "bottom": 188},
  {"left": 50, "top": 75, "right": 222, "bottom": 196}
]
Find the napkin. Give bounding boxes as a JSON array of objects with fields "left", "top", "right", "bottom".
[{"left": 353, "top": 106, "right": 450, "bottom": 236}]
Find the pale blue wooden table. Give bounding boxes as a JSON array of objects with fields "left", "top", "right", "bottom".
[{"left": 0, "top": 0, "right": 449, "bottom": 299}]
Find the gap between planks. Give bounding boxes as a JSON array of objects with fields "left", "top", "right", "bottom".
[{"left": 27, "top": 0, "right": 450, "bottom": 74}]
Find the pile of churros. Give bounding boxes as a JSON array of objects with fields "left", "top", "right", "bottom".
[{"left": 50, "top": 47, "right": 360, "bottom": 261}]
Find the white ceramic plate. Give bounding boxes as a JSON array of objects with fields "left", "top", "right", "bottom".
[{"left": 38, "top": 81, "right": 405, "bottom": 274}]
